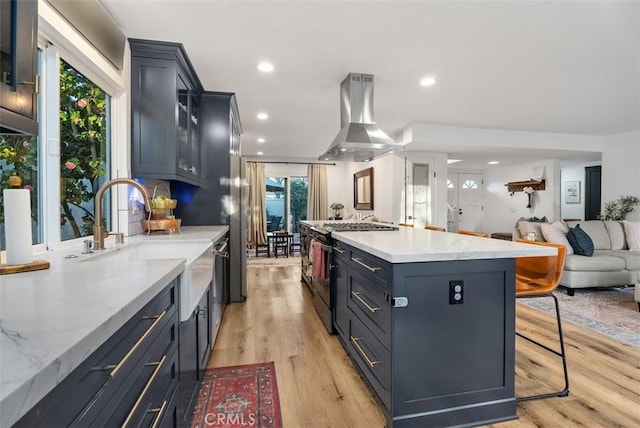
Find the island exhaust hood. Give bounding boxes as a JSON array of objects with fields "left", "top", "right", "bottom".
[{"left": 318, "top": 73, "right": 403, "bottom": 161}]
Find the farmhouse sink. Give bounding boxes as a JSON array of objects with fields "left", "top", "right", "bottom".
[{"left": 81, "top": 241, "right": 213, "bottom": 322}]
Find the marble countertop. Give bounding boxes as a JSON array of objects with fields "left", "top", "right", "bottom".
[
  {"left": 0, "top": 226, "right": 228, "bottom": 427},
  {"left": 333, "top": 228, "right": 556, "bottom": 262}
]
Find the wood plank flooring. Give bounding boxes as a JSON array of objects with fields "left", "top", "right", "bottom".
[{"left": 208, "top": 264, "right": 640, "bottom": 427}]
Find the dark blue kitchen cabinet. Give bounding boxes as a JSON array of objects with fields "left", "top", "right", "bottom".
[
  {"left": 334, "top": 239, "right": 518, "bottom": 427},
  {"left": 0, "top": 0, "right": 38, "bottom": 134},
  {"left": 173, "top": 92, "right": 241, "bottom": 226},
  {"left": 130, "top": 39, "right": 203, "bottom": 186},
  {"left": 15, "top": 280, "right": 179, "bottom": 427},
  {"left": 178, "top": 289, "right": 211, "bottom": 425}
]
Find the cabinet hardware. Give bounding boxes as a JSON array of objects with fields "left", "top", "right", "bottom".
[
  {"left": 122, "top": 355, "right": 167, "bottom": 428},
  {"left": 148, "top": 400, "right": 168, "bottom": 428},
  {"left": 351, "top": 257, "right": 381, "bottom": 272},
  {"left": 102, "top": 311, "right": 166, "bottom": 377},
  {"left": 350, "top": 336, "right": 380, "bottom": 368},
  {"left": 19, "top": 75, "right": 39, "bottom": 93},
  {"left": 197, "top": 307, "right": 208, "bottom": 317},
  {"left": 333, "top": 246, "right": 345, "bottom": 254},
  {"left": 352, "top": 291, "right": 381, "bottom": 313}
]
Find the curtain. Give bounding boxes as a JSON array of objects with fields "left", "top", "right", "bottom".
[
  {"left": 247, "top": 162, "right": 267, "bottom": 246},
  {"left": 307, "top": 164, "right": 328, "bottom": 220}
]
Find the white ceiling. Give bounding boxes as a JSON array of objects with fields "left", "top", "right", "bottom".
[{"left": 99, "top": 0, "right": 639, "bottom": 169}]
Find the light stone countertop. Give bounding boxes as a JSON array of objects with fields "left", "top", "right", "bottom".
[
  {"left": 333, "top": 228, "right": 555, "bottom": 262},
  {"left": 0, "top": 226, "right": 228, "bottom": 427}
]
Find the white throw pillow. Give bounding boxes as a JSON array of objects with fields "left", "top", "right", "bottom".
[
  {"left": 622, "top": 221, "right": 640, "bottom": 250},
  {"left": 540, "top": 221, "right": 574, "bottom": 255}
]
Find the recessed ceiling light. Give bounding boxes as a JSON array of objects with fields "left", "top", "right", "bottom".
[
  {"left": 257, "top": 112, "right": 269, "bottom": 120},
  {"left": 257, "top": 138, "right": 266, "bottom": 143},
  {"left": 257, "top": 62, "right": 274, "bottom": 72},
  {"left": 420, "top": 77, "right": 436, "bottom": 87},
  {"left": 488, "top": 161, "right": 500, "bottom": 165},
  {"left": 257, "top": 151, "right": 264, "bottom": 155},
  {"left": 447, "top": 159, "right": 462, "bottom": 164},
  {"left": 340, "top": 148, "right": 347, "bottom": 152}
]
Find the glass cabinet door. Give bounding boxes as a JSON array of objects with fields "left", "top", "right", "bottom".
[
  {"left": 176, "top": 76, "right": 189, "bottom": 173},
  {"left": 188, "top": 93, "right": 199, "bottom": 177}
]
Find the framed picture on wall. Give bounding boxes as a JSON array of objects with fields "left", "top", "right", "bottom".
[{"left": 565, "top": 180, "right": 580, "bottom": 204}]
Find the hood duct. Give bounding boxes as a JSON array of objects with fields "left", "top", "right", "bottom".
[{"left": 318, "top": 73, "right": 403, "bottom": 161}]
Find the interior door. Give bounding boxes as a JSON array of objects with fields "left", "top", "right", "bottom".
[
  {"left": 457, "top": 173, "right": 484, "bottom": 232},
  {"left": 403, "top": 158, "right": 434, "bottom": 227}
]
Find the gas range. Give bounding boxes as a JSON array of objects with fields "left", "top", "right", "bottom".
[{"left": 318, "top": 222, "right": 399, "bottom": 233}]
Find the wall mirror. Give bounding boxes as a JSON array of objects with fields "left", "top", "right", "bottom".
[{"left": 354, "top": 167, "right": 374, "bottom": 210}]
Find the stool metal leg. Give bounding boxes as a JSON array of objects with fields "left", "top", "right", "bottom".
[{"left": 516, "top": 293, "right": 570, "bottom": 402}]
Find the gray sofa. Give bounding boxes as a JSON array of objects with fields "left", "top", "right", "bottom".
[
  {"left": 560, "top": 220, "right": 639, "bottom": 295},
  {"left": 514, "top": 219, "right": 639, "bottom": 295}
]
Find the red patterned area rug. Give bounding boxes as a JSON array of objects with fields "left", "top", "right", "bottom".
[{"left": 191, "top": 362, "right": 283, "bottom": 428}]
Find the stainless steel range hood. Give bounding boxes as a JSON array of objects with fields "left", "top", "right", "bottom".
[{"left": 318, "top": 73, "right": 403, "bottom": 161}]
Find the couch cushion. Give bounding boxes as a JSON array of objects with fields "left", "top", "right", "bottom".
[
  {"left": 622, "top": 221, "right": 640, "bottom": 250},
  {"left": 604, "top": 221, "right": 628, "bottom": 250},
  {"left": 598, "top": 250, "right": 640, "bottom": 270},
  {"left": 567, "top": 224, "right": 595, "bottom": 256},
  {"left": 564, "top": 253, "right": 626, "bottom": 272},
  {"left": 518, "top": 221, "right": 545, "bottom": 241},
  {"left": 540, "top": 221, "right": 574, "bottom": 255},
  {"left": 578, "top": 221, "right": 611, "bottom": 249}
]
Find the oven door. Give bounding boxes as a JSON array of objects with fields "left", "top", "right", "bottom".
[{"left": 310, "top": 238, "right": 334, "bottom": 333}]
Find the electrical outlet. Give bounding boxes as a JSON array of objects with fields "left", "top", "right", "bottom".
[{"left": 449, "top": 280, "right": 464, "bottom": 305}]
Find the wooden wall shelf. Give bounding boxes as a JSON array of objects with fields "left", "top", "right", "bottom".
[{"left": 505, "top": 180, "right": 545, "bottom": 193}]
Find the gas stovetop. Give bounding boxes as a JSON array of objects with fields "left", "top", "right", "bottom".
[{"left": 322, "top": 222, "right": 399, "bottom": 232}]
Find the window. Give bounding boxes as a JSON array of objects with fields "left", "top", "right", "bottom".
[
  {"left": 290, "top": 176, "right": 307, "bottom": 233},
  {"left": 59, "top": 60, "right": 111, "bottom": 241},
  {"left": 462, "top": 179, "right": 479, "bottom": 189},
  {"left": 447, "top": 179, "right": 454, "bottom": 189}
]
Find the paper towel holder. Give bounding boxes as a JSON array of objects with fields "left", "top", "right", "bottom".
[{"left": 1, "top": 175, "right": 51, "bottom": 275}]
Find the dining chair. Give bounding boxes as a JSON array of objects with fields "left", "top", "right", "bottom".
[
  {"left": 255, "top": 230, "right": 269, "bottom": 257},
  {"left": 515, "top": 239, "right": 569, "bottom": 402},
  {"left": 457, "top": 229, "right": 488, "bottom": 237},
  {"left": 425, "top": 225, "right": 446, "bottom": 232},
  {"left": 273, "top": 230, "right": 290, "bottom": 258}
]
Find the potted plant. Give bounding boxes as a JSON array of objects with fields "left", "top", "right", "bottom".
[
  {"left": 330, "top": 202, "right": 344, "bottom": 219},
  {"left": 599, "top": 195, "right": 640, "bottom": 220}
]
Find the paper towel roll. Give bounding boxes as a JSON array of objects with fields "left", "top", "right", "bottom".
[{"left": 3, "top": 189, "right": 34, "bottom": 265}]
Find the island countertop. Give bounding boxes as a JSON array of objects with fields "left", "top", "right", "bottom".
[
  {"left": 0, "top": 226, "right": 228, "bottom": 427},
  {"left": 332, "top": 227, "right": 555, "bottom": 263}
]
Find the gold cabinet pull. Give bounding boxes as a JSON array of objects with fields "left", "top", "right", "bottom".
[
  {"left": 351, "top": 291, "right": 381, "bottom": 313},
  {"left": 350, "top": 336, "right": 380, "bottom": 368},
  {"left": 351, "top": 257, "right": 381, "bottom": 272},
  {"left": 148, "top": 400, "right": 168, "bottom": 428},
  {"left": 109, "top": 311, "right": 166, "bottom": 377},
  {"left": 121, "top": 355, "right": 167, "bottom": 428},
  {"left": 333, "top": 246, "right": 345, "bottom": 254}
]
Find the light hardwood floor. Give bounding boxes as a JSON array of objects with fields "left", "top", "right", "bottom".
[{"left": 209, "top": 264, "right": 640, "bottom": 427}]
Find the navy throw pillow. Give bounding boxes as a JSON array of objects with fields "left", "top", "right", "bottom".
[{"left": 566, "top": 224, "right": 594, "bottom": 256}]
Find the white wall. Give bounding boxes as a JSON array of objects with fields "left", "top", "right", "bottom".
[
  {"left": 559, "top": 161, "right": 601, "bottom": 220},
  {"left": 601, "top": 130, "right": 640, "bottom": 221},
  {"left": 483, "top": 159, "right": 561, "bottom": 236}
]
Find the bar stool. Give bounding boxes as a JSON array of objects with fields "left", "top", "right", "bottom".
[
  {"left": 425, "top": 225, "right": 446, "bottom": 232},
  {"left": 515, "top": 239, "right": 569, "bottom": 402},
  {"left": 457, "top": 229, "right": 488, "bottom": 237}
]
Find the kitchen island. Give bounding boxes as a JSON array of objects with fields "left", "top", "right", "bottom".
[
  {"left": 0, "top": 226, "right": 228, "bottom": 427},
  {"left": 329, "top": 227, "right": 554, "bottom": 427}
]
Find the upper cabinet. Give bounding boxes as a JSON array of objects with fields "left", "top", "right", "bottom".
[
  {"left": 130, "top": 39, "right": 204, "bottom": 186},
  {"left": 0, "top": 0, "right": 39, "bottom": 134}
]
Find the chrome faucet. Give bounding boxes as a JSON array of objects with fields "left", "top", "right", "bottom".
[{"left": 93, "top": 178, "right": 151, "bottom": 250}]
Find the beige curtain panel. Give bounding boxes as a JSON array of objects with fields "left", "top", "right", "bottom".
[
  {"left": 307, "top": 164, "right": 328, "bottom": 220},
  {"left": 247, "top": 162, "right": 267, "bottom": 246}
]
